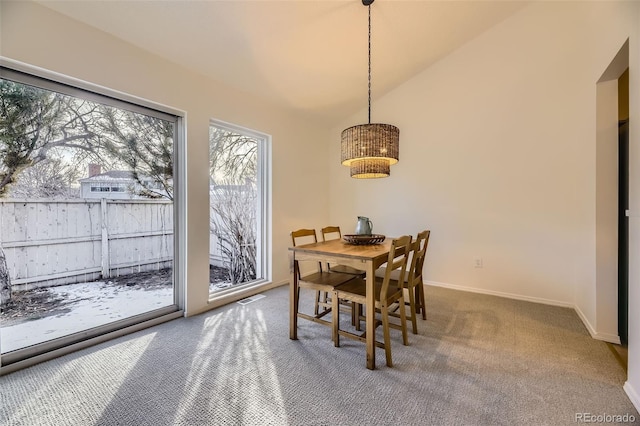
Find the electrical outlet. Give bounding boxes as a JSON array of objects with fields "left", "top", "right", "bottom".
[{"left": 474, "top": 257, "right": 483, "bottom": 268}]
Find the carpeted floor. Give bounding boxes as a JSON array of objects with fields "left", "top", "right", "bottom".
[{"left": 0, "top": 285, "right": 637, "bottom": 426}]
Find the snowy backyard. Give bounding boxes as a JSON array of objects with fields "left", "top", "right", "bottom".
[{"left": 0, "top": 267, "right": 230, "bottom": 353}]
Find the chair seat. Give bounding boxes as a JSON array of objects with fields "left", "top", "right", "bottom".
[
  {"left": 336, "top": 277, "right": 402, "bottom": 305},
  {"left": 329, "top": 264, "right": 366, "bottom": 276},
  {"left": 301, "top": 270, "right": 357, "bottom": 289}
]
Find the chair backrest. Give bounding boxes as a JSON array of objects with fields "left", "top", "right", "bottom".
[
  {"left": 413, "top": 230, "right": 430, "bottom": 284},
  {"left": 320, "top": 226, "right": 343, "bottom": 270},
  {"left": 291, "top": 228, "right": 317, "bottom": 246},
  {"left": 321, "top": 226, "right": 342, "bottom": 242},
  {"left": 407, "top": 230, "right": 430, "bottom": 286},
  {"left": 379, "top": 235, "right": 412, "bottom": 302},
  {"left": 291, "top": 228, "right": 322, "bottom": 277}
]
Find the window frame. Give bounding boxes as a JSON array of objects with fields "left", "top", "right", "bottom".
[{"left": 208, "top": 118, "right": 272, "bottom": 301}]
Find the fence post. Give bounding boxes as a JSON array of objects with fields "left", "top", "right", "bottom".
[{"left": 101, "top": 198, "right": 110, "bottom": 278}]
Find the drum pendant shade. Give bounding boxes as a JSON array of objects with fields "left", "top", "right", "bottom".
[{"left": 341, "top": 0, "right": 399, "bottom": 179}]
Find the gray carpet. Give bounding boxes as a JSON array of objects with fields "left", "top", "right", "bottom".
[{"left": 0, "top": 285, "right": 637, "bottom": 426}]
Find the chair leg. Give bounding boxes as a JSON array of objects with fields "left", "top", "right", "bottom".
[
  {"left": 351, "top": 301, "right": 357, "bottom": 326},
  {"left": 407, "top": 286, "right": 418, "bottom": 334},
  {"left": 333, "top": 291, "right": 340, "bottom": 347},
  {"left": 314, "top": 290, "right": 321, "bottom": 316},
  {"left": 355, "top": 303, "right": 362, "bottom": 331},
  {"left": 381, "top": 304, "right": 393, "bottom": 367},
  {"left": 418, "top": 282, "right": 427, "bottom": 320},
  {"left": 398, "top": 294, "right": 409, "bottom": 346}
]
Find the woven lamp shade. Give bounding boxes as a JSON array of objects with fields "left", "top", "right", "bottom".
[
  {"left": 340, "top": 2, "right": 399, "bottom": 179},
  {"left": 341, "top": 123, "right": 400, "bottom": 167},
  {"left": 350, "top": 158, "right": 390, "bottom": 179}
]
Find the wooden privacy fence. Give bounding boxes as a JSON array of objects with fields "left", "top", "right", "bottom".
[{"left": 0, "top": 199, "right": 175, "bottom": 291}]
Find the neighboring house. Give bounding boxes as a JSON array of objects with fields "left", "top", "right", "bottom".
[
  {"left": 79, "top": 165, "right": 167, "bottom": 199},
  {"left": 79, "top": 170, "right": 135, "bottom": 199}
]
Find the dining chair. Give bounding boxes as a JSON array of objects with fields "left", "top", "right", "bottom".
[
  {"left": 290, "top": 229, "right": 357, "bottom": 333},
  {"left": 321, "top": 226, "right": 366, "bottom": 327},
  {"left": 321, "top": 226, "right": 366, "bottom": 277},
  {"left": 332, "top": 235, "right": 412, "bottom": 367},
  {"left": 376, "top": 230, "right": 430, "bottom": 334}
]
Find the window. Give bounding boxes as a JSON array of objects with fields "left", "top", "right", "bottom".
[
  {"left": 90, "top": 183, "right": 127, "bottom": 193},
  {"left": 0, "top": 61, "right": 185, "bottom": 368},
  {"left": 209, "top": 120, "right": 270, "bottom": 295}
]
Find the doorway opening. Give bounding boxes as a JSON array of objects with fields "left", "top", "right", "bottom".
[
  {"left": 618, "top": 69, "right": 629, "bottom": 348},
  {"left": 594, "top": 39, "right": 628, "bottom": 353}
]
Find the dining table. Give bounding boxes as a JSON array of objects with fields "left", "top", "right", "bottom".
[{"left": 289, "top": 237, "right": 394, "bottom": 370}]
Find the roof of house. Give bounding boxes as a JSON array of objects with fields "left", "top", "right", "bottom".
[{"left": 78, "top": 170, "right": 136, "bottom": 183}]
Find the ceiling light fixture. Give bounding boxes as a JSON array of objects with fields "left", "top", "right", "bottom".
[{"left": 341, "top": 0, "right": 399, "bottom": 179}]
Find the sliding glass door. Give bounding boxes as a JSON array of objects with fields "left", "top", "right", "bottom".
[{"left": 0, "top": 65, "right": 183, "bottom": 365}]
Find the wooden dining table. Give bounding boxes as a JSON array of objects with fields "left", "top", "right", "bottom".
[{"left": 289, "top": 238, "right": 394, "bottom": 370}]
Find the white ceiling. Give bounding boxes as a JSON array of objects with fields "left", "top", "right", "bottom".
[{"left": 37, "top": 0, "right": 529, "bottom": 123}]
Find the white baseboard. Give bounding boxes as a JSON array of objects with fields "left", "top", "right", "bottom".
[
  {"left": 624, "top": 382, "right": 640, "bottom": 413},
  {"left": 425, "top": 280, "right": 574, "bottom": 308},
  {"left": 426, "top": 280, "right": 622, "bottom": 344},
  {"left": 573, "top": 304, "right": 621, "bottom": 344},
  {"left": 573, "top": 304, "right": 598, "bottom": 339}
]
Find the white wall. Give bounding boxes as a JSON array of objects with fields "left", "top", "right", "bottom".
[
  {"left": 330, "top": 0, "right": 639, "bottom": 409},
  {"left": 330, "top": 2, "right": 636, "bottom": 329},
  {"left": 0, "top": 1, "right": 332, "bottom": 316}
]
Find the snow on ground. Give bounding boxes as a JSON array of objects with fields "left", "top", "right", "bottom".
[
  {"left": 1, "top": 279, "right": 232, "bottom": 354},
  {"left": 0, "top": 281, "right": 174, "bottom": 353}
]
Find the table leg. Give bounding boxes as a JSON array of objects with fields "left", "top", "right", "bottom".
[
  {"left": 365, "top": 261, "right": 376, "bottom": 370},
  {"left": 290, "top": 260, "right": 298, "bottom": 340}
]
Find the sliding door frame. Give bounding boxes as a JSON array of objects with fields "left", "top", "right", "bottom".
[{"left": 0, "top": 57, "right": 186, "bottom": 373}]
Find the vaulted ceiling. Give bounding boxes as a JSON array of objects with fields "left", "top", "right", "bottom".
[{"left": 37, "top": 1, "right": 529, "bottom": 123}]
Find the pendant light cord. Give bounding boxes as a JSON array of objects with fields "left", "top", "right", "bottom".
[{"left": 367, "top": 4, "right": 372, "bottom": 125}]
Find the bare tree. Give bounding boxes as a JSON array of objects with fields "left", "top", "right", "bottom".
[
  {"left": 97, "top": 106, "right": 174, "bottom": 200},
  {"left": 209, "top": 127, "right": 257, "bottom": 185},
  {"left": 209, "top": 126, "right": 259, "bottom": 285},
  {"left": 7, "top": 157, "right": 81, "bottom": 199},
  {"left": 210, "top": 181, "right": 257, "bottom": 284}
]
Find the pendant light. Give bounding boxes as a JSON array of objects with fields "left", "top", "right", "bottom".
[{"left": 341, "top": 0, "right": 399, "bottom": 179}]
